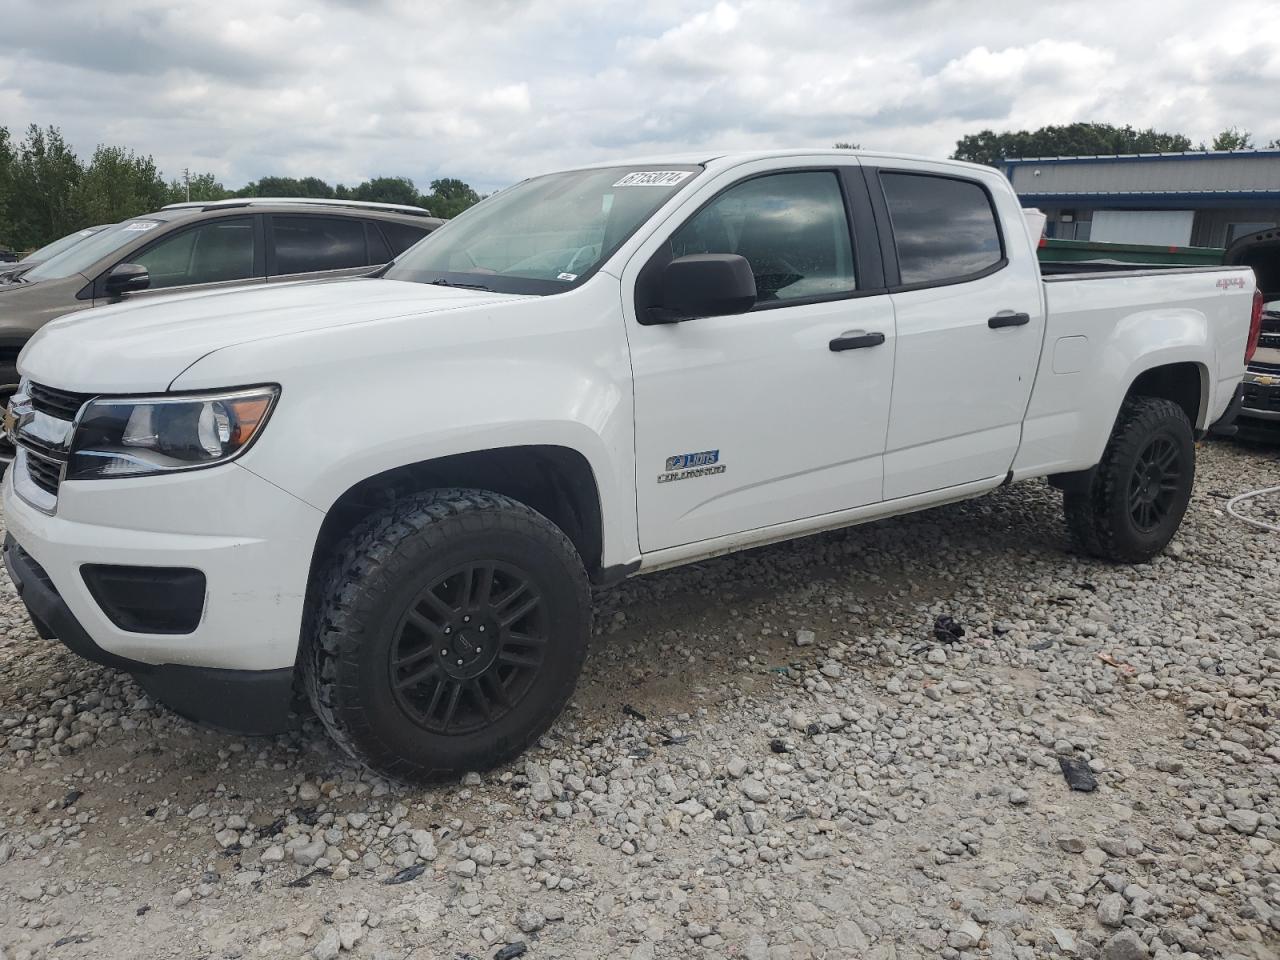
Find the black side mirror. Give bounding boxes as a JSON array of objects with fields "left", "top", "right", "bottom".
[
  {"left": 648, "top": 254, "right": 756, "bottom": 324},
  {"left": 104, "top": 263, "right": 150, "bottom": 297}
]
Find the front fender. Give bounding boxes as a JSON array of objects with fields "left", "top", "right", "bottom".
[{"left": 171, "top": 278, "right": 642, "bottom": 567}]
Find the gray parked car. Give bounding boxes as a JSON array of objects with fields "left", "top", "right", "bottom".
[
  {"left": 0, "top": 198, "right": 443, "bottom": 457},
  {"left": 0, "top": 225, "right": 112, "bottom": 284}
]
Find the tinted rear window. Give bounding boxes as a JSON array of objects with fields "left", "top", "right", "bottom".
[
  {"left": 381, "top": 222, "right": 431, "bottom": 256},
  {"left": 366, "top": 222, "right": 391, "bottom": 264},
  {"left": 272, "top": 216, "right": 367, "bottom": 274},
  {"left": 880, "top": 173, "right": 1003, "bottom": 285}
]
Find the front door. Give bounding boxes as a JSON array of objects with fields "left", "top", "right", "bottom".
[
  {"left": 625, "top": 164, "right": 897, "bottom": 553},
  {"left": 97, "top": 215, "right": 265, "bottom": 304}
]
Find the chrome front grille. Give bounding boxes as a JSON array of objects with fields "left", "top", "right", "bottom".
[
  {"left": 29, "top": 382, "right": 93, "bottom": 421},
  {"left": 8, "top": 381, "right": 95, "bottom": 512},
  {"left": 23, "top": 448, "right": 64, "bottom": 496}
]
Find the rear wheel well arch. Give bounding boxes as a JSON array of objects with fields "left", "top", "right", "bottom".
[
  {"left": 307, "top": 444, "right": 605, "bottom": 595},
  {"left": 1123, "top": 361, "right": 1207, "bottom": 429}
]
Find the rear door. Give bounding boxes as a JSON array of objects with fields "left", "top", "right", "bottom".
[
  {"left": 623, "top": 160, "right": 897, "bottom": 552},
  {"left": 266, "top": 214, "right": 385, "bottom": 283},
  {"left": 867, "top": 163, "right": 1045, "bottom": 499}
]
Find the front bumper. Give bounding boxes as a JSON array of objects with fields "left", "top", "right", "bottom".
[
  {"left": 3, "top": 460, "right": 323, "bottom": 669},
  {"left": 3, "top": 536, "right": 297, "bottom": 733}
]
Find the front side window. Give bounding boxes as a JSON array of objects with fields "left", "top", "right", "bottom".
[
  {"left": 272, "top": 216, "right": 367, "bottom": 274},
  {"left": 131, "top": 218, "right": 256, "bottom": 289},
  {"left": 385, "top": 165, "right": 701, "bottom": 295},
  {"left": 880, "top": 173, "right": 1003, "bottom": 286},
  {"left": 669, "top": 171, "right": 856, "bottom": 303}
]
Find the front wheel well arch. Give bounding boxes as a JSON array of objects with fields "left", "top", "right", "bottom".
[{"left": 307, "top": 445, "right": 605, "bottom": 598}]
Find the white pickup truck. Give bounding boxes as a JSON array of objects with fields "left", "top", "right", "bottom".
[{"left": 2, "top": 150, "right": 1259, "bottom": 781}]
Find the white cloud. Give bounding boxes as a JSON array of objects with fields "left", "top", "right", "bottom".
[{"left": 0, "top": 0, "right": 1277, "bottom": 193}]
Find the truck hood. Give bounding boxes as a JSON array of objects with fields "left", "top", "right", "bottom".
[{"left": 19, "top": 278, "right": 525, "bottom": 392}]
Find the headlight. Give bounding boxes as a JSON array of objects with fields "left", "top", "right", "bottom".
[{"left": 67, "top": 386, "right": 279, "bottom": 480}]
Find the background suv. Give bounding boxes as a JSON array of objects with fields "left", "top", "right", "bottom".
[{"left": 0, "top": 198, "right": 444, "bottom": 459}]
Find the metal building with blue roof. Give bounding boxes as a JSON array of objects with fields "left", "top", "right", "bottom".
[{"left": 1005, "top": 150, "right": 1280, "bottom": 248}]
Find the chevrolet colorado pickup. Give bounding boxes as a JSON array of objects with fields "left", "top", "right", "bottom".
[{"left": 2, "top": 150, "right": 1259, "bottom": 782}]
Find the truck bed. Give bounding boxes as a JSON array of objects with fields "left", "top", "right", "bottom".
[{"left": 1011, "top": 264, "right": 1255, "bottom": 479}]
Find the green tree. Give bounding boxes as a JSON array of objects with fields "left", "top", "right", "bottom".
[
  {"left": 240, "top": 175, "right": 335, "bottom": 198},
  {"left": 422, "top": 177, "right": 481, "bottom": 218},
  {"left": 1204, "top": 126, "right": 1254, "bottom": 151},
  {"left": 8, "top": 124, "right": 84, "bottom": 248},
  {"left": 351, "top": 176, "right": 419, "bottom": 206},
  {"left": 0, "top": 126, "right": 14, "bottom": 249},
  {"left": 73, "top": 144, "right": 167, "bottom": 225},
  {"left": 953, "top": 122, "right": 1193, "bottom": 166},
  {"left": 164, "top": 171, "right": 233, "bottom": 205}
]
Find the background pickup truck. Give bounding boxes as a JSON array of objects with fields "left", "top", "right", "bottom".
[{"left": 3, "top": 149, "right": 1260, "bottom": 782}]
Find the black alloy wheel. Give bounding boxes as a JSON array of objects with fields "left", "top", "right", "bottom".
[
  {"left": 1126, "top": 436, "right": 1183, "bottom": 532},
  {"left": 389, "top": 561, "right": 547, "bottom": 735}
]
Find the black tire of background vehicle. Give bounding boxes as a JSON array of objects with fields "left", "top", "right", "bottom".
[
  {"left": 1063, "top": 396, "right": 1195, "bottom": 563},
  {"left": 303, "top": 488, "right": 592, "bottom": 783},
  {"left": 0, "top": 361, "right": 20, "bottom": 472}
]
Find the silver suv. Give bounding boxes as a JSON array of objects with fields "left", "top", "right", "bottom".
[{"left": 0, "top": 198, "right": 444, "bottom": 454}]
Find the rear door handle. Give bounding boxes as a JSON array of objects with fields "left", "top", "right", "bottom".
[
  {"left": 829, "top": 331, "right": 886, "bottom": 352},
  {"left": 988, "top": 312, "right": 1031, "bottom": 329}
]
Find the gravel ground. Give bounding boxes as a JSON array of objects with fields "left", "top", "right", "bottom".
[{"left": 0, "top": 439, "right": 1277, "bottom": 960}]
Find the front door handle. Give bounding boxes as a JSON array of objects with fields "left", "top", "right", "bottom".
[
  {"left": 988, "top": 312, "right": 1031, "bottom": 329},
  {"left": 829, "top": 331, "right": 886, "bottom": 352}
]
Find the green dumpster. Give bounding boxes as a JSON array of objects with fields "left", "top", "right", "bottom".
[{"left": 1038, "top": 238, "right": 1225, "bottom": 267}]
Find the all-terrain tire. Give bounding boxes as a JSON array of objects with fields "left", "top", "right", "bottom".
[
  {"left": 303, "top": 489, "right": 591, "bottom": 783},
  {"left": 1063, "top": 397, "right": 1195, "bottom": 563}
]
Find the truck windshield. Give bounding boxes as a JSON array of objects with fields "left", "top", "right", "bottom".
[
  {"left": 21, "top": 220, "right": 163, "bottom": 283},
  {"left": 385, "top": 165, "right": 702, "bottom": 295}
]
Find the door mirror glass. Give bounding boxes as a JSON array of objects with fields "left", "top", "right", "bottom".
[
  {"left": 654, "top": 253, "right": 756, "bottom": 323},
  {"left": 104, "top": 263, "right": 151, "bottom": 296}
]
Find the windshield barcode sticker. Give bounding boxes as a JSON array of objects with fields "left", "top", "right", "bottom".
[
  {"left": 123, "top": 221, "right": 158, "bottom": 232},
  {"left": 613, "top": 171, "right": 692, "bottom": 187}
]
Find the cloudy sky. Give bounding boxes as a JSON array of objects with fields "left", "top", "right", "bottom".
[{"left": 0, "top": 0, "right": 1276, "bottom": 193}]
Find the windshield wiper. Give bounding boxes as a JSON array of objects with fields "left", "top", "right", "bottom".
[{"left": 430, "top": 278, "right": 491, "bottom": 291}]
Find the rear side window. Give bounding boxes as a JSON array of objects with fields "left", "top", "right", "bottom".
[
  {"left": 669, "top": 171, "right": 856, "bottom": 303},
  {"left": 365, "top": 222, "right": 391, "bottom": 264},
  {"left": 132, "top": 218, "right": 255, "bottom": 289},
  {"left": 381, "top": 221, "right": 431, "bottom": 256},
  {"left": 880, "top": 173, "right": 1002, "bottom": 286},
  {"left": 272, "top": 216, "right": 367, "bottom": 274}
]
